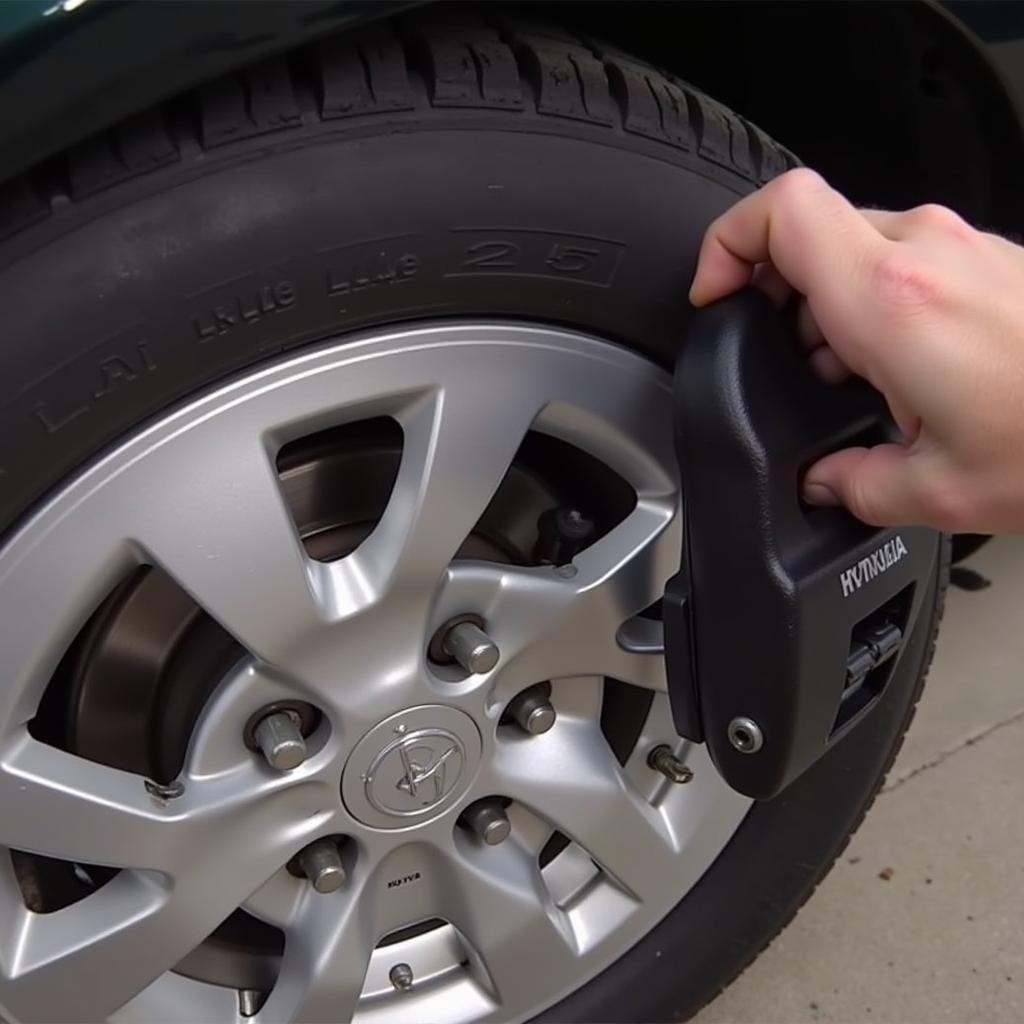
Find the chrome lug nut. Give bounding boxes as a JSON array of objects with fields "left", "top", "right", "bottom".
[
  {"left": 443, "top": 621, "right": 500, "bottom": 674},
  {"left": 462, "top": 800, "right": 512, "bottom": 846},
  {"left": 648, "top": 744, "right": 694, "bottom": 784},
  {"left": 254, "top": 710, "right": 307, "bottom": 771},
  {"left": 299, "top": 838, "right": 347, "bottom": 894},
  {"left": 508, "top": 690, "right": 556, "bottom": 735},
  {"left": 390, "top": 963, "right": 414, "bottom": 992}
]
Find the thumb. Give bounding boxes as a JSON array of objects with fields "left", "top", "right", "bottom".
[{"left": 803, "top": 444, "right": 925, "bottom": 527}]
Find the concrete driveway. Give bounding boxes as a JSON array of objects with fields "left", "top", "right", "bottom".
[{"left": 695, "top": 536, "right": 1024, "bottom": 1024}]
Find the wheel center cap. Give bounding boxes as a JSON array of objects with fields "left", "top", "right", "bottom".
[{"left": 341, "top": 705, "right": 483, "bottom": 829}]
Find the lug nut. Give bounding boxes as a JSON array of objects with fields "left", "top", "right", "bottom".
[
  {"left": 462, "top": 800, "right": 512, "bottom": 845},
  {"left": 648, "top": 744, "right": 694, "bottom": 784},
  {"left": 254, "top": 710, "right": 307, "bottom": 771},
  {"left": 508, "top": 690, "right": 556, "bottom": 735},
  {"left": 299, "top": 838, "right": 347, "bottom": 894},
  {"left": 390, "top": 963, "right": 414, "bottom": 992},
  {"left": 443, "top": 621, "right": 500, "bottom": 674}
]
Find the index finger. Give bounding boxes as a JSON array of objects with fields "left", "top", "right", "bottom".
[{"left": 689, "top": 169, "right": 885, "bottom": 306}]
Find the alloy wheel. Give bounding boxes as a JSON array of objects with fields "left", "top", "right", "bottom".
[{"left": 0, "top": 323, "right": 751, "bottom": 1023}]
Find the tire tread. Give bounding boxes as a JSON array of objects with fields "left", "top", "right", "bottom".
[{"left": 0, "top": 12, "right": 796, "bottom": 240}]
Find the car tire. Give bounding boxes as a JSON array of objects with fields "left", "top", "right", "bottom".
[{"left": 0, "top": 10, "right": 948, "bottom": 1023}]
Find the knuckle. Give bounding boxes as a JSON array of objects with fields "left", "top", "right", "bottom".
[
  {"left": 910, "top": 203, "right": 967, "bottom": 234},
  {"left": 772, "top": 167, "right": 827, "bottom": 203},
  {"left": 871, "top": 249, "right": 947, "bottom": 314},
  {"left": 919, "top": 476, "right": 972, "bottom": 532}
]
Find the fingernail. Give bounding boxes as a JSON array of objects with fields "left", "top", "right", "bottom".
[{"left": 803, "top": 481, "right": 840, "bottom": 506}]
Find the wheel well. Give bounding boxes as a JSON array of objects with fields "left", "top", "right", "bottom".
[{"left": 541, "top": 0, "right": 1024, "bottom": 234}]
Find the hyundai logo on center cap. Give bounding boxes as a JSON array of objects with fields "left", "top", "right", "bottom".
[
  {"left": 366, "top": 728, "right": 466, "bottom": 815},
  {"left": 341, "top": 705, "right": 483, "bottom": 830}
]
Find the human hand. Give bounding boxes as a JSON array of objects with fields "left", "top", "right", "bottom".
[{"left": 690, "top": 168, "right": 1024, "bottom": 533}]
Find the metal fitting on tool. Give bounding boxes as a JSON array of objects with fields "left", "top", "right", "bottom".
[{"left": 727, "top": 717, "right": 764, "bottom": 754}]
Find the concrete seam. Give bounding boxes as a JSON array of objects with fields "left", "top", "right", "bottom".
[{"left": 882, "top": 705, "right": 1024, "bottom": 792}]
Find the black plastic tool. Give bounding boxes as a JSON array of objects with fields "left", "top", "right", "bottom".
[{"left": 663, "top": 290, "right": 941, "bottom": 799}]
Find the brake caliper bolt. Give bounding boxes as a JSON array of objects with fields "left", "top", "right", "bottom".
[
  {"left": 648, "top": 745, "right": 694, "bottom": 784},
  {"left": 508, "top": 690, "right": 556, "bottom": 735},
  {"left": 462, "top": 800, "right": 512, "bottom": 846},
  {"left": 299, "top": 838, "right": 347, "bottom": 894},
  {"left": 390, "top": 963, "right": 414, "bottom": 992},
  {"left": 534, "top": 506, "right": 595, "bottom": 566},
  {"left": 254, "top": 710, "right": 307, "bottom": 771},
  {"left": 443, "top": 621, "right": 500, "bottom": 675},
  {"left": 727, "top": 716, "right": 764, "bottom": 754}
]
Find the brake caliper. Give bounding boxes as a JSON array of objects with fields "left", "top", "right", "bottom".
[{"left": 663, "top": 290, "right": 941, "bottom": 799}]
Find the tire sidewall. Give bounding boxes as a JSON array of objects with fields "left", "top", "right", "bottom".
[{"left": 0, "top": 126, "right": 743, "bottom": 534}]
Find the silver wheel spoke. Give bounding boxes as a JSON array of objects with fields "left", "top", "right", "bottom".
[
  {"left": 349, "top": 385, "right": 544, "bottom": 607},
  {"left": 443, "top": 501, "right": 678, "bottom": 698},
  {"left": 0, "top": 734, "right": 330, "bottom": 873},
  {"left": 444, "top": 840, "right": 578, "bottom": 1007},
  {"left": 262, "top": 884, "right": 376, "bottom": 1024},
  {"left": 557, "top": 502, "right": 678, "bottom": 691},
  {"left": 0, "top": 789, "right": 326, "bottom": 1023},
  {"left": 0, "top": 736, "right": 184, "bottom": 870},
  {"left": 131, "top": 435, "right": 329, "bottom": 671},
  {"left": 264, "top": 845, "right": 449, "bottom": 1023},
  {"left": 1, "top": 870, "right": 169, "bottom": 1022},
  {"left": 0, "top": 539, "right": 140, "bottom": 735},
  {"left": 490, "top": 719, "right": 679, "bottom": 903}
]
